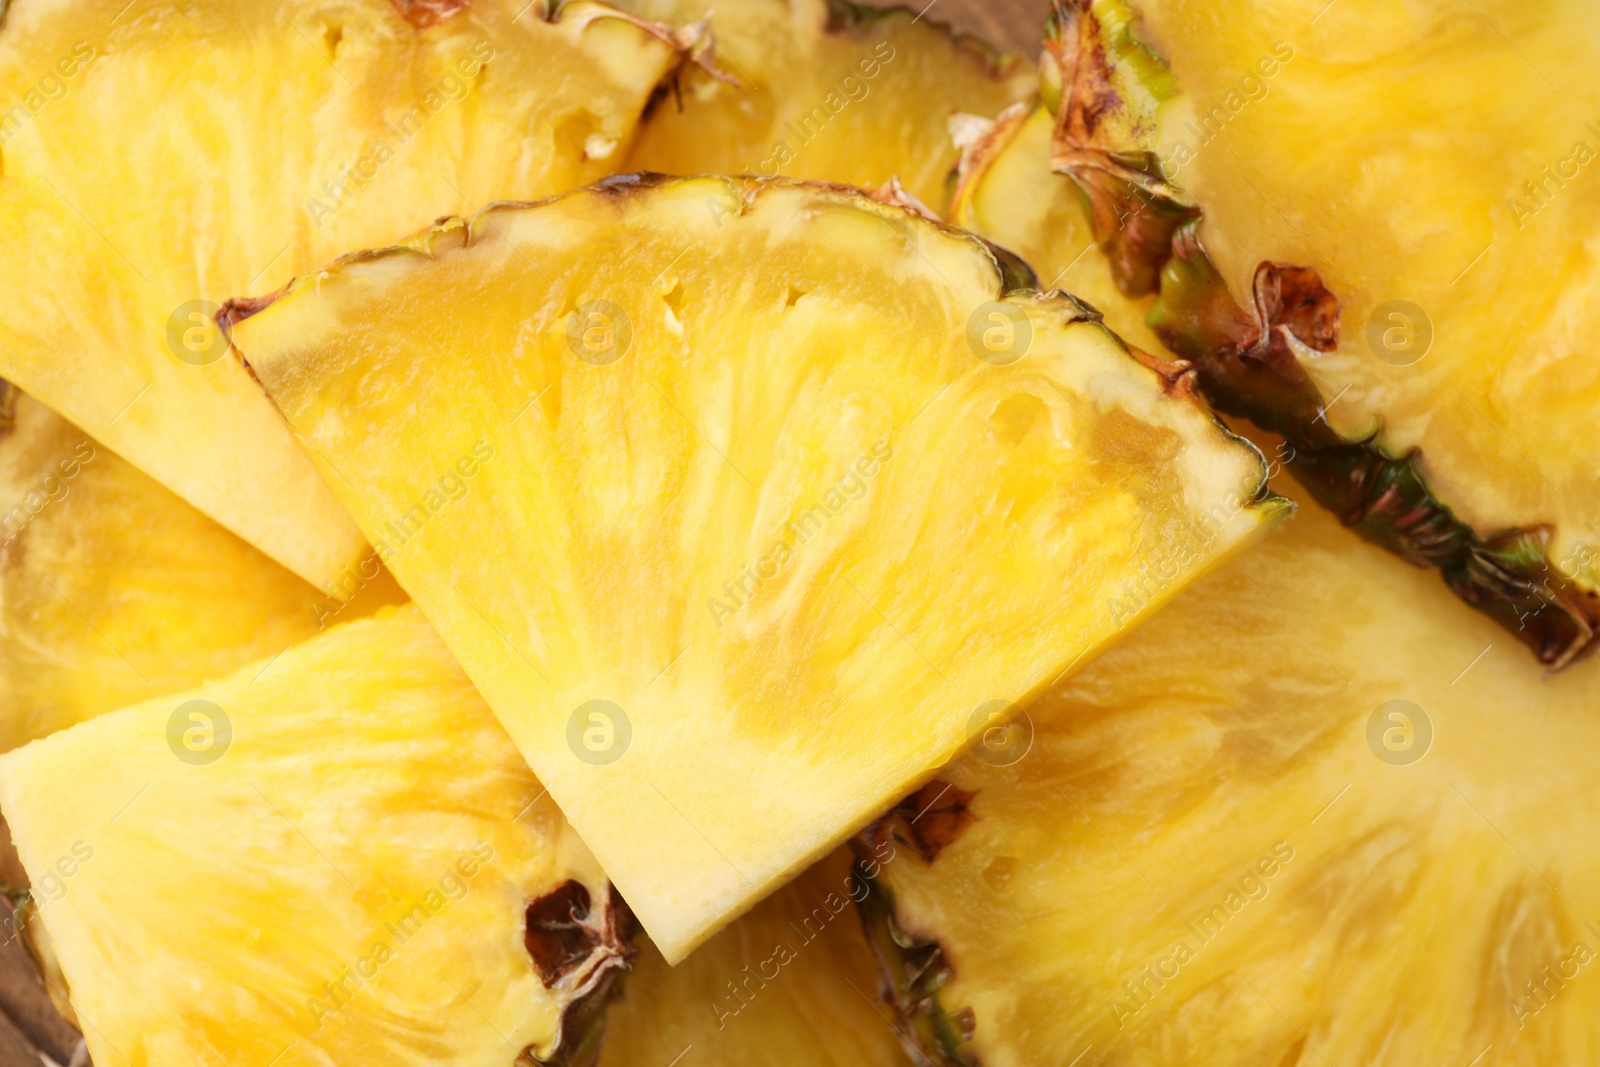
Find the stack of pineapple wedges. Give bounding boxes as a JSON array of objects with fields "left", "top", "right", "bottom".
[{"left": 0, "top": 0, "right": 1595, "bottom": 1063}]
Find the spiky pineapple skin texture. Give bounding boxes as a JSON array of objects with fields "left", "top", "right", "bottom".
[
  {"left": 0, "top": 390, "right": 378, "bottom": 752},
  {"left": 0, "top": 0, "right": 685, "bottom": 586},
  {"left": 0, "top": 606, "right": 622, "bottom": 1067},
  {"left": 950, "top": 102, "right": 1165, "bottom": 357},
  {"left": 615, "top": 0, "right": 1034, "bottom": 210},
  {"left": 601, "top": 848, "right": 909, "bottom": 1067},
  {"left": 1131, "top": 0, "right": 1600, "bottom": 609},
  {"left": 232, "top": 175, "right": 1283, "bottom": 962},
  {"left": 873, "top": 475, "right": 1600, "bottom": 1067}
]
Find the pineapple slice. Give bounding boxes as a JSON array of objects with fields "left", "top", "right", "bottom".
[
  {"left": 0, "top": 606, "right": 632, "bottom": 1067},
  {"left": 230, "top": 175, "right": 1285, "bottom": 961},
  {"left": 1033, "top": 0, "right": 1600, "bottom": 664},
  {"left": 0, "top": 0, "right": 693, "bottom": 586},
  {"left": 0, "top": 384, "right": 404, "bottom": 751},
  {"left": 601, "top": 848, "right": 910, "bottom": 1067},
  {"left": 861, "top": 472, "right": 1600, "bottom": 1066},
  {"left": 614, "top": 0, "right": 1034, "bottom": 209}
]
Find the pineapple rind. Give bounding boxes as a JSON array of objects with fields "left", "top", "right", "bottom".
[
  {"left": 1037, "top": 0, "right": 1600, "bottom": 665},
  {"left": 0, "top": 0, "right": 688, "bottom": 586},
  {"left": 867, "top": 478, "right": 1600, "bottom": 1066},
  {"left": 233, "top": 174, "right": 1285, "bottom": 964},
  {"left": 0, "top": 606, "right": 623, "bottom": 1067}
]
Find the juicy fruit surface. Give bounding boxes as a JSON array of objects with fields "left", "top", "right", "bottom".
[
  {"left": 601, "top": 848, "right": 910, "bottom": 1067},
  {"left": 617, "top": 0, "right": 1033, "bottom": 208},
  {"left": 877, "top": 475, "right": 1600, "bottom": 1066},
  {"left": 0, "top": 0, "right": 683, "bottom": 584},
  {"left": 1137, "top": 0, "right": 1600, "bottom": 591},
  {"left": 0, "top": 390, "right": 347, "bottom": 751},
  {"left": 0, "top": 606, "right": 617, "bottom": 1067},
  {"left": 234, "top": 176, "right": 1281, "bottom": 962},
  {"left": 951, "top": 102, "right": 1164, "bottom": 355}
]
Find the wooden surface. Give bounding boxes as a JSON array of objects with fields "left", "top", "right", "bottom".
[{"left": 898, "top": 0, "right": 1053, "bottom": 58}]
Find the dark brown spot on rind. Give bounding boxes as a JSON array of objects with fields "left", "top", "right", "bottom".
[
  {"left": 216, "top": 294, "right": 279, "bottom": 336},
  {"left": 526, "top": 880, "right": 602, "bottom": 986},
  {"left": 859, "top": 781, "right": 976, "bottom": 865},
  {"left": 388, "top": 0, "right": 470, "bottom": 30},
  {"left": 1148, "top": 223, "right": 1600, "bottom": 669},
  {"left": 0, "top": 380, "right": 16, "bottom": 439},
  {"left": 514, "top": 881, "right": 637, "bottom": 1066}
]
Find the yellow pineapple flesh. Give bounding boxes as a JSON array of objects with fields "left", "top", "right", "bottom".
[
  {"left": 615, "top": 0, "right": 1034, "bottom": 209},
  {"left": 867, "top": 470, "right": 1600, "bottom": 1066},
  {"left": 0, "top": 385, "right": 402, "bottom": 752},
  {"left": 0, "top": 606, "right": 631, "bottom": 1067},
  {"left": 601, "top": 848, "right": 910, "bottom": 1067},
  {"left": 0, "top": 0, "right": 690, "bottom": 585},
  {"left": 231, "top": 175, "right": 1284, "bottom": 962},
  {"left": 949, "top": 101, "right": 1165, "bottom": 356},
  {"left": 1132, "top": 0, "right": 1600, "bottom": 571}
]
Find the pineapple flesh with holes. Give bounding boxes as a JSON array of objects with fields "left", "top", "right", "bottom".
[
  {"left": 601, "top": 848, "right": 910, "bottom": 1067},
  {"left": 230, "top": 175, "right": 1284, "bottom": 962},
  {"left": 614, "top": 0, "right": 1034, "bottom": 209},
  {"left": 0, "top": 606, "right": 633, "bottom": 1067},
  {"left": 0, "top": 386, "right": 404, "bottom": 752},
  {"left": 0, "top": 0, "right": 690, "bottom": 585},
  {"left": 1039, "top": 0, "right": 1600, "bottom": 663},
  {"left": 863, "top": 473, "right": 1600, "bottom": 1067}
]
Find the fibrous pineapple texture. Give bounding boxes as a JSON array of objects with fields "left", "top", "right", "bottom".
[
  {"left": 615, "top": 0, "right": 1034, "bottom": 209},
  {"left": 0, "top": 0, "right": 693, "bottom": 585},
  {"left": 601, "top": 848, "right": 911, "bottom": 1067},
  {"left": 0, "top": 384, "right": 403, "bottom": 752},
  {"left": 232, "top": 175, "right": 1283, "bottom": 962},
  {"left": 0, "top": 607, "right": 632, "bottom": 1067},
  {"left": 1040, "top": 0, "right": 1600, "bottom": 665},
  {"left": 863, "top": 474, "right": 1600, "bottom": 1066}
]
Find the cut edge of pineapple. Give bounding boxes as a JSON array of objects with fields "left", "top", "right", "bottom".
[{"left": 1038, "top": 0, "right": 1600, "bottom": 669}]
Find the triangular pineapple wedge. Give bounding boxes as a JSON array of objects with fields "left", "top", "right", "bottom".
[
  {"left": 602, "top": 848, "right": 910, "bottom": 1067},
  {"left": 0, "top": 606, "right": 632, "bottom": 1067},
  {"left": 614, "top": 0, "right": 1034, "bottom": 208},
  {"left": 860, "top": 473, "right": 1600, "bottom": 1065},
  {"left": 232, "top": 175, "right": 1284, "bottom": 960},
  {"left": 0, "top": 384, "right": 401, "bottom": 751},
  {"left": 0, "top": 0, "right": 693, "bottom": 586}
]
